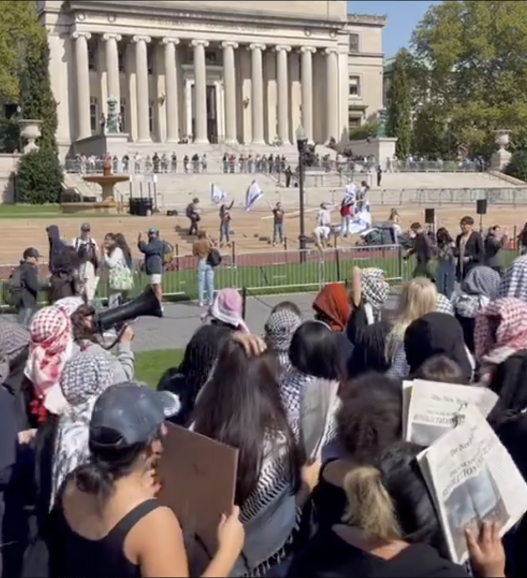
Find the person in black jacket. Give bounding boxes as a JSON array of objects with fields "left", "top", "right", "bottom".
[
  {"left": 455, "top": 216, "right": 485, "bottom": 281},
  {"left": 15, "top": 248, "right": 49, "bottom": 327},
  {"left": 405, "top": 222, "right": 433, "bottom": 278}
]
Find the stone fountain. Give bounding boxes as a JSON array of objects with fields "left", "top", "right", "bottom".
[
  {"left": 18, "top": 119, "right": 42, "bottom": 154},
  {"left": 62, "top": 156, "right": 130, "bottom": 214}
]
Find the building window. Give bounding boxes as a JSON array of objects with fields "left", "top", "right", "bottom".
[
  {"left": 349, "top": 33, "right": 359, "bottom": 53},
  {"left": 120, "top": 98, "right": 126, "bottom": 132},
  {"left": 149, "top": 100, "right": 154, "bottom": 133},
  {"left": 349, "top": 75, "right": 361, "bottom": 97},
  {"left": 118, "top": 49, "right": 125, "bottom": 73},
  {"left": 88, "top": 41, "right": 96, "bottom": 71},
  {"left": 90, "top": 97, "right": 98, "bottom": 132}
]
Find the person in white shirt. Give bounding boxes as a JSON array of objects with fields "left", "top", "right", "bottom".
[
  {"left": 314, "top": 203, "right": 332, "bottom": 250},
  {"left": 72, "top": 223, "right": 99, "bottom": 303},
  {"left": 102, "top": 233, "right": 134, "bottom": 308}
]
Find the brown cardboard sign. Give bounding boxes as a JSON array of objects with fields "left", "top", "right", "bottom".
[{"left": 157, "top": 423, "right": 239, "bottom": 558}]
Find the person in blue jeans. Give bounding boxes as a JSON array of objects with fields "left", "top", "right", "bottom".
[
  {"left": 219, "top": 201, "right": 234, "bottom": 247},
  {"left": 436, "top": 227, "right": 456, "bottom": 298},
  {"left": 270, "top": 202, "right": 285, "bottom": 246},
  {"left": 193, "top": 230, "right": 215, "bottom": 306}
]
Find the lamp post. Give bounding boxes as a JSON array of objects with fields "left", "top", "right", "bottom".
[{"left": 296, "top": 124, "right": 308, "bottom": 262}]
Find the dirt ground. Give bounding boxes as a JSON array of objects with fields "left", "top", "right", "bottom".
[{"left": 0, "top": 203, "right": 525, "bottom": 264}]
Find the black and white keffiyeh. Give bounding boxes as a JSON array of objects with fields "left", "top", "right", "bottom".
[
  {"left": 52, "top": 349, "right": 116, "bottom": 503},
  {"left": 361, "top": 268, "right": 390, "bottom": 322},
  {"left": 436, "top": 293, "right": 454, "bottom": 315},
  {"left": 499, "top": 255, "right": 527, "bottom": 302},
  {"left": 0, "top": 319, "right": 29, "bottom": 384},
  {"left": 264, "top": 310, "right": 302, "bottom": 374}
]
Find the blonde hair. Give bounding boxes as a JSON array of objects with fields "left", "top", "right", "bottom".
[
  {"left": 386, "top": 278, "right": 438, "bottom": 361},
  {"left": 342, "top": 466, "right": 402, "bottom": 542}
]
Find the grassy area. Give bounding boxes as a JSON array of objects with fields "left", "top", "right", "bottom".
[
  {"left": 135, "top": 348, "right": 183, "bottom": 388},
  {"left": 0, "top": 204, "right": 129, "bottom": 219}
]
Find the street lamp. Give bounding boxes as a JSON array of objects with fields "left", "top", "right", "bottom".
[{"left": 296, "top": 124, "right": 308, "bottom": 261}]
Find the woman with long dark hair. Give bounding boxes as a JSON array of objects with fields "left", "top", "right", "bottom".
[
  {"left": 193, "top": 340, "right": 303, "bottom": 577},
  {"left": 102, "top": 233, "right": 134, "bottom": 308},
  {"left": 436, "top": 227, "right": 456, "bottom": 299}
]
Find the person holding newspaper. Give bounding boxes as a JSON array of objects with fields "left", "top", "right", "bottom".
[{"left": 288, "top": 441, "right": 505, "bottom": 578}]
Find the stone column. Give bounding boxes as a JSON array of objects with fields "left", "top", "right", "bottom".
[
  {"left": 222, "top": 41, "right": 238, "bottom": 144},
  {"left": 192, "top": 39, "right": 209, "bottom": 144},
  {"left": 102, "top": 33, "right": 121, "bottom": 102},
  {"left": 325, "top": 47, "right": 339, "bottom": 142},
  {"left": 249, "top": 43, "right": 266, "bottom": 144},
  {"left": 162, "top": 37, "right": 180, "bottom": 143},
  {"left": 72, "top": 31, "right": 92, "bottom": 140},
  {"left": 275, "top": 45, "right": 291, "bottom": 144},
  {"left": 300, "top": 47, "right": 316, "bottom": 143},
  {"left": 132, "top": 35, "right": 151, "bottom": 142}
]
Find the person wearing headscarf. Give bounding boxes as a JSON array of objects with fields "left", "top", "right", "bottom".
[
  {"left": 313, "top": 283, "right": 350, "bottom": 332},
  {"left": 264, "top": 308, "right": 302, "bottom": 375},
  {"left": 25, "top": 306, "right": 75, "bottom": 422},
  {"left": 157, "top": 324, "right": 232, "bottom": 426},
  {"left": 452, "top": 266, "right": 501, "bottom": 353},
  {"left": 48, "top": 246, "right": 83, "bottom": 303},
  {"left": 0, "top": 320, "right": 29, "bottom": 385},
  {"left": 201, "top": 288, "right": 249, "bottom": 332},
  {"left": 404, "top": 312, "right": 473, "bottom": 383},
  {"left": 474, "top": 297, "right": 527, "bottom": 404},
  {"left": 46, "top": 225, "right": 68, "bottom": 275},
  {"left": 499, "top": 254, "right": 527, "bottom": 302},
  {"left": 53, "top": 296, "right": 85, "bottom": 319},
  {"left": 51, "top": 349, "right": 116, "bottom": 504},
  {"left": 346, "top": 267, "right": 389, "bottom": 345},
  {"left": 435, "top": 292, "right": 454, "bottom": 315}
]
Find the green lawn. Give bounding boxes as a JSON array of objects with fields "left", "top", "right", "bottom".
[
  {"left": 135, "top": 348, "right": 183, "bottom": 388},
  {"left": 0, "top": 204, "right": 129, "bottom": 219}
]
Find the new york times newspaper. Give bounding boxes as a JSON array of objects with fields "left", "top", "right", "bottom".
[
  {"left": 404, "top": 380, "right": 498, "bottom": 446},
  {"left": 418, "top": 406, "right": 527, "bottom": 563}
]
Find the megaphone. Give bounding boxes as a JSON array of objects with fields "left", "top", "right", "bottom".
[{"left": 92, "top": 286, "right": 163, "bottom": 334}]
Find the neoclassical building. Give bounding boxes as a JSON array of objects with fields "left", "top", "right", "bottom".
[{"left": 38, "top": 1, "right": 385, "bottom": 153}]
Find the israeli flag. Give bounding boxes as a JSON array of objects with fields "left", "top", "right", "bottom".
[
  {"left": 344, "top": 182, "right": 357, "bottom": 202},
  {"left": 210, "top": 183, "right": 227, "bottom": 205},
  {"left": 245, "top": 180, "right": 263, "bottom": 211}
]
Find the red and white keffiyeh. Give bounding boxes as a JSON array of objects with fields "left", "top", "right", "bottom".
[
  {"left": 474, "top": 297, "right": 527, "bottom": 364},
  {"left": 25, "top": 306, "right": 74, "bottom": 399}
]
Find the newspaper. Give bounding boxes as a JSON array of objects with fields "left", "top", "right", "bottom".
[
  {"left": 418, "top": 406, "right": 527, "bottom": 564},
  {"left": 300, "top": 378, "right": 339, "bottom": 462},
  {"left": 404, "top": 379, "right": 498, "bottom": 447}
]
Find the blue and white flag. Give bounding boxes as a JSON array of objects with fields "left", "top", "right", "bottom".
[
  {"left": 210, "top": 183, "right": 227, "bottom": 205},
  {"left": 344, "top": 182, "right": 357, "bottom": 202},
  {"left": 348, "top": 200, "right": 372, "bottom": 235},
  {"left": 245, "top": 180, "right": 263, "bottom": 211}
]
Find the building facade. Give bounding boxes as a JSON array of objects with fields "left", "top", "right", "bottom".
[{"left": 38, "top": 1, "right": 385, "bottom": 152}]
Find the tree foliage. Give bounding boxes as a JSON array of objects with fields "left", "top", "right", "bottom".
[
  {"left": 386, "top": 49, "right": 413, "bottom": 158},
  {"left": 348, "top": 120, "right": 379, "bottom": 141},
  {"left": 0, "top": 1, "right": 45, "bottom": 104},
  {"left": 411, "top": 1, "right": 527, "bottom": 157},
  {"left": 23, "top": 35, "right": 59, "bottom": 152},
  {"left": 504, "top": 150, "right": 527, "bottom": 182},
  {"left": 17, "top": 148, "right": 62, "bottom": 204}
]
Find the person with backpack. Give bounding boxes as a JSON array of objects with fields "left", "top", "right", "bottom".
[
  {"left": 138, "top": 227, "right": 165, "bottom": 304},
  {"left": 72, "top": 223, "right": 100, "bottom": 303},
  {"left": 10, "top": 247, "right": 49, "bottom": 326},
  {"left": 186, "top": 197, "right": 201, "bottom": 236},
  {"left": 102, "top": 232, "right": 134, "bottom": 308}
]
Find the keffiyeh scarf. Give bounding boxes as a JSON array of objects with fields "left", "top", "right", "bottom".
[
  {"left": 264, "top": 310, "right": 302, "bottom": 373},
  {"left": 51, "top": 349, "right": 115, "bottom": 504},
  {"left": 0, "top": 320, "right": 29, "bottom": 384},
  {"left": 361, "top": 268, "right": 389, "bottom": 322},
  {"left": 453, "top": 266, "right": 501, "bottom": 319}
]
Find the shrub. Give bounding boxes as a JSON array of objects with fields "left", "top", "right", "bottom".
[
  {"left": 504, "top": 150, "right": 527, "bottom": 182},
  {"left": 16, "top": 148, "right": 62, "bottom": 204}
]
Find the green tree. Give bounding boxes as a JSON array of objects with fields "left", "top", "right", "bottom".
[
  {"left": 412, "top": 103, "right": 450, "bottom": 158},
  {"left": 386, "top": 49, "right": 413, "bottom": 158},
  {"left": 22, "top": 35, "right": 59, "bottom": 152},
  {"left": 0, "top": 1, "right": 44, "bottom": 104},
  {"left": 348, "top": 120, "right": 379, "bottom": 141},
  {"left": 505, "top": 150, "right": 527, "bottom": 182},
  {"left": 17, "top": 148, "right": 62, "bottom": 204},
  {"left": 411, "top": 1, "right": 527, "bottom": 155}
]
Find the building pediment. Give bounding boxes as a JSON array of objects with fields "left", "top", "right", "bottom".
[{"left": 65, "top": 0, "right": 347, "bottom": 30}]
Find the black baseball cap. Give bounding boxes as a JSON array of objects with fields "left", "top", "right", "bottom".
[
  {"left": 23, "top": 247, "right": 41, "bottom": 259},
  {"left": 89, "top": 383, "right": 180, "bottom": 449}
]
